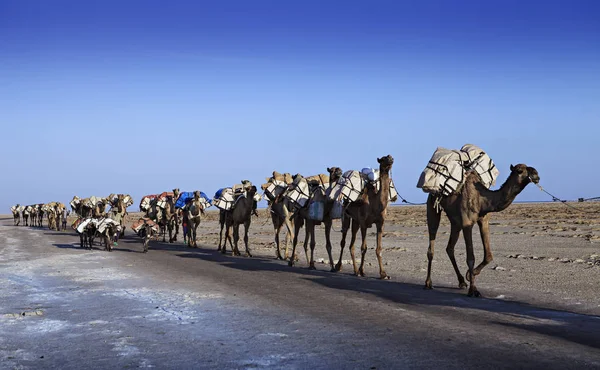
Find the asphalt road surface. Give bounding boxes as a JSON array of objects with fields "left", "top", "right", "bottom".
[{"left": 2, "top": 218, "right": 600, "bottom": 369}]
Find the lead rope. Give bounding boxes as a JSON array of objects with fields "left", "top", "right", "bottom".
[{"left": 534, "top": 180, "right": 600, "bottom": 214}]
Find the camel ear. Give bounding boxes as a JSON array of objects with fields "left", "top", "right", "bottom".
[
  {"left": 327, "top": 167, "right": 331, "bottom": 173},
  {"left": 377, "top": 157, "right": 381, "bottom": 163},
  {"left": 510, "top": 164, "right": 515, "bottom": 172}
]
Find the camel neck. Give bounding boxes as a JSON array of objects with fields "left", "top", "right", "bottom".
[
  {"left": 378, "top": 170, "right": 391, "bottom": 207},
  {"left": 480, "top": 173, "right": 526, "bottom": 213}
]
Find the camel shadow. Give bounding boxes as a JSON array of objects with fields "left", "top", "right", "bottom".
[
  {"left": 177, "top": 244, "right": 600, "bottom": 351},
  {"left": 305, "top": 275, "right": 600, "bottom": 350},
  {"left": 52, "top": 243, "right": 82, "bottom": 250},
  {"left": 44, "top": 232, "right": 76, "bottom": 236}
]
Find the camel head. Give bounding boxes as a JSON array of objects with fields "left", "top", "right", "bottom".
[
  {"left": 173, "top": 188, "right": 180, "bottom": 200},
  {"left": 247, "top": 185, "right": 258, "bottom": 196},
  {"left": 377, "top": 155, "right": 394, "bottom": 172},
  {"left": 193, "top": 190, "right": 201, "bottom": 200},
  {"left": 510, "top": 164, "right": 540, "bottom": 186},
  {"left": 327, "top": 167, "right": 343, "bottom": 182}
]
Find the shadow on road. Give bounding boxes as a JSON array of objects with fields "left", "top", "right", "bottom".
[{"left": 178, "top": 243, "right": 600, "bottom": 351}]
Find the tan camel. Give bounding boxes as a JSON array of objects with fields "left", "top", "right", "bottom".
[
  {"left": 288, "top": 167, "right": 343, "bottom": 270},
  {"left": 109, "top": 194, "right": 130, "bottom": 237},
  {"left": 222, "top": 186, "right": 258, "bottom": 257},
  {"left": 424, "top": 164, "right": 539, "bottom": 297},
  {"left": 186, "top": 191, "right": 205, "bottom": 247},
  {"left": 335, "top": 155, "right": 394, "bottom": 279},
  {"left": 149, "top": 189, "right": 180, "bottom": 243}
]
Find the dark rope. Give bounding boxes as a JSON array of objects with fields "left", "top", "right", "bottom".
[
  {"left": 397, "top": 194, "right": 427, "bottom": 206},
  {"left": 535, "top": 183, "right": 600, "bottom": 214}
]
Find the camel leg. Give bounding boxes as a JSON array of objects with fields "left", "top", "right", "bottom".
[
  {"left": 243, "top": 220, "right": 252, "bottom": 257},
  {"left": 335, "top": 216, "right": 352, "bottom": 271},
  {"left": 302, "top": 222, "right": 311, "bottom": 266},
  {"left": 324, "top": 219, "right": 336, "bottom": 272},
  {"left": 375, "top": 222, "right": 389, "bottom": 280},
  {"left": 143, "top": 225, "right": 151, "bottom": 253},
  {"left": 289, "top": 219, "right": 302, "bottom": 266},
  {"left": 425, "top": 196, "right": 442, "bottom": 289},
  {"left": 473, "top": 216, "right": 493, "bottom": 276},
  {"left": 348, "top": 220, "right": 360, "bottom": 276},
  {"left": 193, "top": 221, "right": 200, "bottom": 248},
  {"left": 233, "top": 224, "right": 241, "bottom": 256},
  {"left": 218, "top": 221, "right": 225, "bottom": 251},
  {"left": 223, "top": 225, "right": 233, "bottom": 254},
  {"left": 308, "top": 221, "right": 316, "bottom": 270},
  {"left": 444, "top": 224, "right": 467, "bottom": 289},
  {"left": 358, "top": 225, "right": 369, "bottom": 277},
  {"left": 463, "top": 226, "right": 480, "bottom": 297},
  {"left": 168, "top": 221, "right": 174, "bottom": 243},
  {"left": 274, "top": 223, "right": 284, "bottom": 260},
  {"left": 283, "top": 216, "right": 294, "bottom": 261}
]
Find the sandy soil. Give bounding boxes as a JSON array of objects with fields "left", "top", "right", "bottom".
[{"left": 104, "top": 201, "right": 600, "bottom": 316}]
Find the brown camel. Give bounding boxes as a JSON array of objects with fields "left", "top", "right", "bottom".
[
  {"left": 425, "top": 163, "right": 539, "bottom": 297},
  {"left": 288, "top": 167, "right": 343, "bottom": 270},
  {"left": 262, "top": 176, "right": 295, "bottom": 260},
  {"left": 335, "top": 155, "right": 394, "bottom": 279},
  {"left": 186, "top": 191, "right": 205, "bottom": 248},
  {"left": 222, "top": 186, "right": 258, "bottom": 257}
]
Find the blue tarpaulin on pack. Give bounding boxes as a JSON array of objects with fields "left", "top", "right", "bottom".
[
  {"left": 214, "top": 188, "right": 225, "bottom": 199},
  {"left": 176, "top": 192, "right": 212, "bottom": 208}
]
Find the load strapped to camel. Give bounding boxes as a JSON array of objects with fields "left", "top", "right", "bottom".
[
  {"left": 74, "top": 217, "right": 121, "bottom": 235},
  {"left": 139, "top": 194, "right": 158, "bottom": 212},
  {"left": 131, "top": 217, "right": 160, "bottom": 235},
  {"left": 327, "top": 168, "right": 399, "bottom": 204},
  {"left": 213, "top": 180, "right": 260, "bottom": 211},
  {"left": 106, "top": 194, "right": 134, "bottom": 209},
  {"left": 175, "top": 191, "right": 212, "bottom": 210},
  {"left": 261, "top": 171, "right": 294, "bottom": 202},
  {"left": 82, "top": 196, "right": 105, "bottom": 209},
  {"left": 416, "top": 144, "right": 499, "bottom": 196}
]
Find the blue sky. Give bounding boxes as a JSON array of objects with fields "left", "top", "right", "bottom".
[{"left": 1, "top": 1, "right": 599, "bottom": 211}]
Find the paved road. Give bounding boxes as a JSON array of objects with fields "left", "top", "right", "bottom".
[{"left": 1, "top": 219, "right": 600, "bottom": 369}]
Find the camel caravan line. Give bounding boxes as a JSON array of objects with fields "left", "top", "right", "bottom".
[
  {"left": 11, "top": 202, "right": 66, "bottom": 230},
  {"left": 9, "top": 145, "right": 540, "bottom": 297}
]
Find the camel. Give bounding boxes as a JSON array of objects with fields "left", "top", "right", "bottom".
[
  {"left": 36, "top": 204, "right": 44, "bottom": 227},
  {"left": 222, "top": 186, "right": 258, "bottom": 257},
  {"left": 29, "top": 205, "right": 38, "bottom": 227},
  {"left": 11, "top": 205, "right": 21, "bottom": 226},
  {"left": 217, "top": 182, "right": 254, "bottom": 251},
  {"left": 424, "top": 163, "right": 540, "bottom": 297},
  {"left": 22, "top": 206, "right": 31, "bottom": 226},
  {"left": 147, "top": 189, "right": 179, "bottom": 243},
  {"left": 185, "top": 191, "right": 205, "bottom": 248},
  {"left": 261, "top": 172, "right": 295, "bottom": 260},
  {"left": 288, "top": 167, "right": 343, "bottom": 270},
  {"left": 335, "top": 155, "right": 394, "bottom": 279},
  {"left": 109, "top": 194, "right": 129, "bottom": 238}
]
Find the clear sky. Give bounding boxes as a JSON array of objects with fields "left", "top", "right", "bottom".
[{"left": 1, "top": 0, "right": 599, "bottom": 211}]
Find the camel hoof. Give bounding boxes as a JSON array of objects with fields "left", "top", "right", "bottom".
[
  {"left": 330, "top": 268, "right": 337, "bottom": 273},
  {"left": 245, "top": 253, "right": 252, "bottom": 258},
  {"left": 379, "top": 274, "right": 390, "bottom": 280},
  {"left": 288, "top": 260, "right": 294, "bottom": 267},
  {"left": 276, "top": 255, "right": 283, "bottom": 260},
  {"left": 468, "top": 289, "right": 481, "bottom": 298},
  {"left": 459, "top": 282, "right": 468, "bottom": 289},
  {"left": 334, "top": 264, "right": 342, "bottom": 272},
  {"left": 424, "top": 281, "right": 433, "bottom": 290}
]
